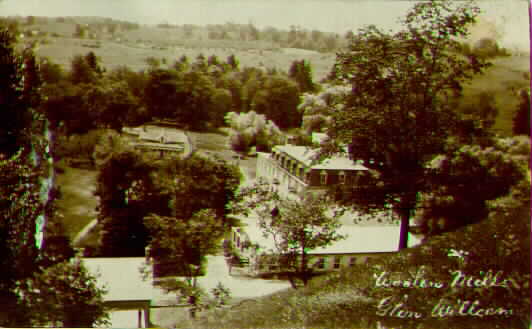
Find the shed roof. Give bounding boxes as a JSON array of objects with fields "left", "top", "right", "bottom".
[{"left": 83, "top": 258, "right": 153, "bottom": 302}]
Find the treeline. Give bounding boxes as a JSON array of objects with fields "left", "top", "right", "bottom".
[
  {"left": 155, "top": 22, "right": 345, "bottom": 52},
  {"left": 39, "top": 51, "right": 315, "bottom": 137},
  {"left": 3, "top": 15, "right": 346, "bottom": 52}
]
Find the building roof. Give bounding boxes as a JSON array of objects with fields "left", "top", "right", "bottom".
[
  {"left": 83, "top": 258, "right": 153, "bottom": 302},
  {"left": 123, "top": 125, "right": 187, "bottom": 144},
  {"left": 237, "top": 213, "right": 421, "bottom": 255},
  {"left": 273, "top": 145, "right": 367, "bottom": 171},
  {"left": 310, "top": 225, "right": 422, "bottom": 254}
]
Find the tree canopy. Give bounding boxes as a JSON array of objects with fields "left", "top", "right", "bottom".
[
  {"left": 322, "top": 0, "right": 491, "bottom": 249},
  {"left": 0, "top": 26, "right": 108, "bottom": 327},
  {"left": 95, "top": 151, "right": 170, "bottom": 256}
]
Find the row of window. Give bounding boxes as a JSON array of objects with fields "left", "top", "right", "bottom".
[
  {"left": 257, "top": 256, "right": 358, "bottom": 272},
  {"left": 271, "top": 152, "right": 309, "bottom": 180},
  {"left": 270, "top": 152, "right": 350, "bottom": 186},
  {"left": 314, "top": 256, "right": 357, "bottom": 269}
]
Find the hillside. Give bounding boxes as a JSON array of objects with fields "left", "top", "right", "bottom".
[
  {"left": 9, "top": 15, "right": 338, "bottom": 80},
  {"left": 180, "top": 205, "right": 530, "bottom": 329},
  {"left": 33, "top": 36, "right": 335, "bottom": 81}
]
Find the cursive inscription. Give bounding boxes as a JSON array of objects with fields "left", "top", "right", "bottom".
[{"left": 374, "top": 269, "right": 444, "bottom": 289}]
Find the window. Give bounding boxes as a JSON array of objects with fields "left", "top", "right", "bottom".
[
  {"left": 349, "top": 257, "right": 357, "bottom": 267},
  {"left": 320, "top": 170, "right": 328, "bottom": 185},
  {"left": 303, "top": 169, "right": 310, "bottom": 183},
  {"left": 333, "top": 256, "right": 341, "bottom": 269},
  {"left": 339, "top": 171, "right": 346, "bottom": 185},
  {"left": 316, "top": 257, "right": 326, "bottom": 269}
]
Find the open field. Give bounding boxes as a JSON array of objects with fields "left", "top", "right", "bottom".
[
  {"left": 34, "top": 36, "right": 335, "bottom": 80},
  {"left": 54, "top": 161, "right": 99, "bottom": 241},
  {"left": 188, "top": 129, "right": 257, "bottom": 180}
]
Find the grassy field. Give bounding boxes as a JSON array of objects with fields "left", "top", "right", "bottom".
[
  {"left": 33, "top": 36, "right": 335, "bottom": 80},
  {"left": 19, "top": 17, "right": 337, "bottom": 80},
  {"left": 188, "top": 129, "right": 257, "bottom": 180},
  {"left": 54, "top": 161, "right": 99, "bottom": 241}
]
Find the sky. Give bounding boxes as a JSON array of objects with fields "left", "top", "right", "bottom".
[{"left": 0, "top": 0, "right": 529, "bottom": 51}]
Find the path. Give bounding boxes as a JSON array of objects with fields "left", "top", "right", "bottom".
[{"left": 72, "top": 218, "right": 97, "bottom": 247}]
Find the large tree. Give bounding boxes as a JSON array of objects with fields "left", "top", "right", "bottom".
[
  {"left": 252, "top": 74, "right": 302, "bottom": 129},
  {"left": 95, "top": 151, "right": 170, "bottom": 256},
  {"left": 0, "top": 26, "right": 108, "bottom": 327},
  {"left": 144, "top": 209, "right": 223, "bottom": 318},
  {"left": 158, "top": 154, "right": 242, "bottom": 223},
  {"left": 323, "top": 0, "right": 490, "bottom": 249}
]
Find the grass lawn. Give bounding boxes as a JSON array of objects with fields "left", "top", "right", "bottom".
[
  {"left": 54, "top": 161, "right": 99, "bottom": 241},
  {"left": 187, "top": 130, "right": 257, "bottom": 181},
  {"left": 34, "top": 35, "right": 335, "bottom": 81}
]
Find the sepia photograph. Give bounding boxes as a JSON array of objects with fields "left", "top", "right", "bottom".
[{"left": 0, "top": 0, "right": 530, "bottom": 328}]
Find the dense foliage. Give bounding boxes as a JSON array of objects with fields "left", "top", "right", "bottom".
[
  {"left": 95, "top": 151, "right": 170, "bottom": 256},
  {"left": 144, "top": 210, "right": 223, "bottom": 318},
  {"left": 323, "top": 0, "right": 491, "bottom": 249},
  {"left": 96, "top": 152, "right": 241, "bottom": 256},
  {"left": 0, "top": 26, "right": 107, "bottom": 327}
]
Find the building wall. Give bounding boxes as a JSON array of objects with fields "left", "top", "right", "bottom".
[
  {"left": 230, "top": 227, "right": 393, "bottom": 277},
  {"left": 250, "top": 251, "right": 392, "bottom": 276},
  {"left": 257, "top": 151, "right": 363, "bottom": 198}
]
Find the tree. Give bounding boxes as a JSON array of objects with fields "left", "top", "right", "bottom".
[
  {"left": 225, "top": 111, "right": 284, "bottom": 153},
  {"left": 84, "top": 51, "right": 104, "bottom": 76},
  {"left": 95, "top": 151, "right": 170, "bottom": 256},
  {"left": 143, "top": 68, "right": 179, "bottom": 119},
  {"left": 41, "top": 82, "right": 95, "bottom": 135},
  {"left": 289, "top": 59, "right": 317, "bottom": 94},
  {"left": 232, "top": 180, "right": 345, "bottom": 288},
  {"left": 158, "top": 154, "right": 242, "bottom": 223},
  {"left": 298, "top": 84, "right": 351, "bottom": 134},
  {"left": 0, "top": 26, "right": 107, "bottom": 327},
  {"left": 252, "top": 75, "right": 302, "bottom": 129},
  {"left": 38, "top": 58, "right": 64, "bottom": 85},
  {"left": 83, "top": 79, "right": 138, "bottom": 132},
  {"left": 513, "top": 89, "right": 530, "bottom": 136},
  {"left": 0, "top": 29, "right": 43, "bottom": 325},
  {"left": 15, "top": 258, "right": 109, "bottom": 327},
  {"left": 456, "top": 91, "right": 498, "bottom": 133},
  {"left": 351, "top": 147, "right": 530, "bottom": 329},
  {"left": 323, "top": 0, "right": 490, "bottom": 249},
  {"left": 144, "top": 209, "right": 223, "bottom": 318},
  {"left": 69, "top": 53, "right": 100, "bottom": 85},
  {"left": 177, "top": 70, "right": 217, "bottom": 130},
  {"left": 226, "top": 54, "right": 239, "bottom": 71},
  {"left": 416, "top": 136, "right": 529, "bottom": 236}
]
